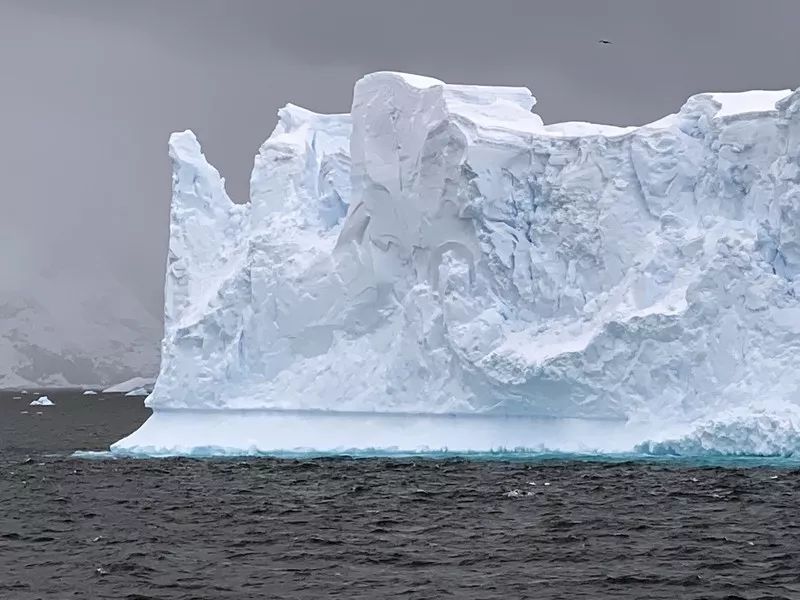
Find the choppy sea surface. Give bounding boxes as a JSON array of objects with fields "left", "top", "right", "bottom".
[{"left": 2, "top": 392, "right": 800, "bottom": 599}]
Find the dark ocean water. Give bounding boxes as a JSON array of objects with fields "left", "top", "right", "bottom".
[{"left": 2, "top": 392, "right": 800, "bottom": 599}]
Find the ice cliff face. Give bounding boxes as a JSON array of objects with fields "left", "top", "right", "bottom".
[{"left": 142, "top": 72, "right": 800, "bottom": 455}]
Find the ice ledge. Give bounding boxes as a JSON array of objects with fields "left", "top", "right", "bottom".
[
  {"left": 112, "top": 409, "right": 800, "bottom": 459},
  {"left": 111, "top": 409, "right": 648, "bottom": 457}
]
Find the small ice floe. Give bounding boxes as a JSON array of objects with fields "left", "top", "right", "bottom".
[
  {"left": 124, "top": 387, "right": 149, "bottom": 397},
  {"left": 504, "top": 489, "right": 534, "bottom": 498},
  {"left": 71, "top": 450, "right": 115, "bottom": 460},
  {"left": 83, "top": 390, "right": 98, "bottom": 395},
  {"left": 102, "top": 377, "right": 155, "bottom": 394},
  {"left": 13, "top": 396, "right": 21, "bottom": 400},
  {"left": 30, "top": 395, "right": 54, "bottom": 406},
  {"left": 769, "top": 475, "right": 779, "bottom": 480},
  {"left": 19, "top": 410, "right": 28, "bottom": 414}
]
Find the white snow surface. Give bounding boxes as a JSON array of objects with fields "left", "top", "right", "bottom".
[
  {"left": 115, "top": 72, "right": 800, "bottom": 457},
  {"left": 30, "top": 395, "right": 54, "bottom": 406}
]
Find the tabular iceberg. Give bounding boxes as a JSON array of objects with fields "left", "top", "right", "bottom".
[{"left": 113, "top": 72, "right": 800, "bottom": 457}]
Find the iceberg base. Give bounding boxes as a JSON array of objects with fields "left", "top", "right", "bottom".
[{"left": 110, "top": 409, "right": 653, "bottom": 457}]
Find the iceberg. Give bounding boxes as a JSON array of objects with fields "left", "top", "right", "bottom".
[
  {"left": 102, "top": 377, "right": 155, "bottom": 394},
  {"left": 113, "top": 72, "right": 800, "bottom": 457},
  {"left": 124, "top": 387, "right": 149, "bottom": 397},
  {"left": 30, "top": 395, "right": 54, "bottom": 406}
]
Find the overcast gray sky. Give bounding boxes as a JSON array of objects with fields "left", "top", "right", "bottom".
[{"left": 2, "top": 0, "right": 800, "bottom": 331}]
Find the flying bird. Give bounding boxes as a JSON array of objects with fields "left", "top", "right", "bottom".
[{"left": 598, "top": 39, "right": 612, "bottom": 45}]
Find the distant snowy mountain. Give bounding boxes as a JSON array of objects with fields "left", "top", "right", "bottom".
[{"left": 0, "top": 268, "right": 160, "bottom": 389}]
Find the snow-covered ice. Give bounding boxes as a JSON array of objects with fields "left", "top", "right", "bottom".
[
  {"left": 30, "top": 395, "right": 54, "bottom": 406},
  {"left": 103, "top": 377, "right": 155, "bottom": 394},
  {"left": 113, "top": 72, "right": 800, "bottom": 457},
  {"left": 124, "top": 387, "right": 149, "bottom": 397}
]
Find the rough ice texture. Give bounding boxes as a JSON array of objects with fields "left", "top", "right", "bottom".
[{"left": 119, "top": 72, "right": 800, "bottom": 456}]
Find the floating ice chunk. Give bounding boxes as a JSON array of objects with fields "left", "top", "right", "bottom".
[
  {"left": 124, "top": 387, "right": 149, "bottom": 397},
  {"left": 83, "top": 390, "right": 98, "bottom": 395},
  {"left": 30, "top": 395, "right": 54, "bottom": 406}
]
